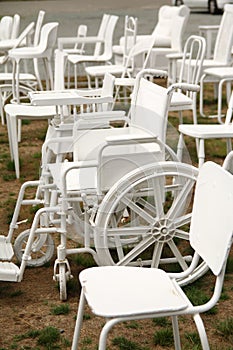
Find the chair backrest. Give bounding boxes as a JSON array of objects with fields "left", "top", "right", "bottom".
[
  {"left": 37, "top": 22, "right": 59, "bottom": 54},
  {"left": 33, "top": 10, "right": 45, "bottom": 46},
  {"left": 122, "top": 16, "right": 138, "bottom": 66},
  {"left": 54, "top": 49, "right": 68, "bottom": 90},
  {"left": 122, "top": 35, "right": 156, "bottom": 77},
  {"left": 178, "top": 35, "right": 206, "bottom": 85},
  {"left": 176, "top": 35, "right": 206, "bottom": 99},
  {"left": 97, "top": 15, "right": 119, "bottom": 61},
  {"left": 74, "top": 24, "right": 87, "bottom": 52},
  {"left": 213, "top": 4, "right": 233, "bottom": 64},
  {"left": 0, "top": 16, "right": 13, "bottom": 40},
  {"left": 70, "top": 69, "right": 171, "bottom": 193},
  {"left": 152, "top": 5, "right": 190, "bottom": 50},
  {"left": 11, "top": 14, "right": 20, "bottom": 39},
  {"left": 190, "top": 161, "right": 233, "bottom": 276},
  {"left": 130, "top": 69, "right": 171, "bottom": 143},
  {"left": 94, "top": 14, "right": 111, "bottom": 56}
]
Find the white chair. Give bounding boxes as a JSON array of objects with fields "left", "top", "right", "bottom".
[
  {"left": 0, "top": 22, "right": 36, "bottom": 124},
  {"left": 71, "top": 160, "right": 233, "bottom": 350},
  {"left": 113, "top": 5, "right": 190, "bottom": 67},
  {"left": 146, "top": 5, "right": 190, "bottom": 71},
  {"left": 178, "top": 90, "right": 233, "bottom": 168},
  {"left": 168, "top": 35, "right": 207, "bottom": 125},
  {"left": 9, "top": 21, "right": 59, "bottom": 102},
  {"left": 4, "top": 48, "right": 66, "bottom": 179},
  {"left": 197, "top": 4, "right": 233, "bottom": 117},
  {"left": 0, "top": 10, "right": 45, "bottom": 124},
  {"left": 1, "top": 14, "right": 20, "bottom": 40},
  {"left": 58, "top": 14, "right": 119, "bottom": 89},
  {"left": 112, "top": 15, "right": 137, "bottom": 66}
]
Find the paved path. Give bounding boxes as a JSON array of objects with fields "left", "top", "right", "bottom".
[{"left": 0, "top": 0, "right": 221, "bottom": 44}]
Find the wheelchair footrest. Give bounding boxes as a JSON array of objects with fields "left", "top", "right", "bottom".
[
  {"left": 0, "top": 262, "right": 20, "bottom": 281},
  {"left": 0, "top": 236, "right": 14, "bottom": 260}
]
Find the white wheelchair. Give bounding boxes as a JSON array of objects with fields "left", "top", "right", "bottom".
[{"left": 0, "top": 69, "right": 203, "bottom": 300}]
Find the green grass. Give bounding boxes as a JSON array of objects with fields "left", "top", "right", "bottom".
[
  {"left": 51, "top": 303, "right": 70, "bottom": 315},
  {"left": 112, "top": 336, "right": 149, "bottom": 350},
  {"left": 153, "top": 328, "right": 174, "bottom": 346},
  {"left": 216, "top": 317, "right": 233, "bottom": 341},
  {"left": 12, "top": 326, "right": 71, "bottom": 350}
]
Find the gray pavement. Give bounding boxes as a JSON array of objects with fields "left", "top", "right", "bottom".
[{"left": 0, "top": 0, "right": 222, "bottom": 46}]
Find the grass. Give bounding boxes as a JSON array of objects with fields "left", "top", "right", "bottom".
[
  {"left": 216, "top": 317, "right": 233, "bottom": 342},
  {"left": 153, "top": 328, "right": 174, "bottom": 346},
  {"left": 112, "top": 336, "right": 149, "bottom": 350},
  {"left": 51, "top": 303, "right": 70, "bottom": 315},
  {"left": 12, "top": 326, "right": 71, "bottom": 350}
]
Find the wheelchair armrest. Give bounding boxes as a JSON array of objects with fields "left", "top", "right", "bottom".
[
  {"left": 168, "top": 83, "right": 200, "bottom": 94},
  {"left": 105, "top": 134, "right": 158, "bottom": 145}
]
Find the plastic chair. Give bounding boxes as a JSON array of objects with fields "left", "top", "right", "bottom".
[
  {"left": 9, "top": 21, "right": 59, "bottom": 102},
  {"left": 0, "top": 22, "right": 36, "bottom": 124},
  {"left": 4, "top": 48, "right": 66, "bottom": 179},
  {"left": 58, "top": 14, "right": 118, "bottom": 88},
  {"left": 178, "top": 90, "right": 233, "bottom": 167},
  {"left": 71, "top": 161, "right": 233, "bottom": 350},
  {"left": 0, "top": 10, "right": 45, "bottom": 124},
  {"left": 146, "top": 5, "right": 190, "bottom": 71},
  {"left": 113, "top": 5, "right": 190, "bottom": 66},
  {"left": 168, "top": 35, "right": 207, "bottom": 125}
]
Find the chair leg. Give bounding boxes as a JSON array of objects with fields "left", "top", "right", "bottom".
[
  {"left": 71, "top": 288, "right": 86, "bottom": 350},
  {"left": 177, "top": 133, "right": 184, "bottom": 162},
  {"left": 178, "top": 111, "right": 183, "bottom": 124},
  {"left": 172, "top": 316, "right": 181, "bottom": 350},
  {"left": 193, "top": 314, "right": 210, "bottom": 350},
  {"left": 98, "top": 318, "right": 123, "bottom": 350},
  {"left": 9, "top": 114, "right": 20, "bottom": 178},
  {"left": 74, "top": 64, "right": 78, "bottom": 89},
  {"left": 6, "top": 113, "right": 14, "bottom": 160},
  {"left": 198, "top": 139, "right": 205, "bottom": 167}
]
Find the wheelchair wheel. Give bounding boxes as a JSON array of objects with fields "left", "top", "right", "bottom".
[
  {"left": 94, "top": 161, "right": 206, "bottom": 285},
  {"left": 14, "top": 229, "right": 55, "bottom": 267}
]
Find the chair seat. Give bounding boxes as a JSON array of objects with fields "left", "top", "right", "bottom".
[
  {"left": 80, "top": 266, "right": 189, "bottom": 317},
  {"left": 48, "top": 161, "right": 98, "bottom": 192},
  {"left": 0, "top": 72, "right": 36, "bottom": 82},
  {"left": 9, "top": 46, "right": 51, "bottom": 59},
  {"left": 170, "top": 92, "right": 193, "bottom": 108},
  {"left": 203, "top": 67, "right": 233, "bottom": 79},
  {"left": 115, "top": 77, "right": 136, "bottom": 87},
  {"left": 86, "top": 64, "right": 126, "bottom": 78},
  {"left": 5, "top": 103, "right": 56, "bottom": 117},
  {"left": 179, "top": 123, "right": 233, "bottom": 138}
]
